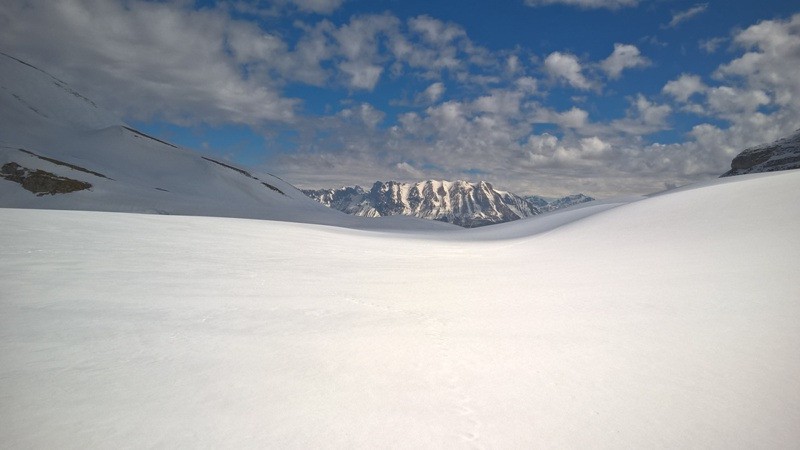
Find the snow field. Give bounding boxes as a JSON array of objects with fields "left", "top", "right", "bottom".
[{"left": 1, "top": 169, "right": 800, "bottom": 448}]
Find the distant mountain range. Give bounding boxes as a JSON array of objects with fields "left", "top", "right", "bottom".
[
  {"left": 303, "top": 181, "right": 594, "bottom": 227},
  {"left": 4, "top": 50, "right": 799, "bottom": 233},
  {"left": 721, "top": 129, "right": 800, "bottom": 177},
  {"left": 523, "top": 193, "right": 595, "bottom": 213}
]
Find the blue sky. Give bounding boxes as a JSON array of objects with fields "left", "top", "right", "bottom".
[{"left": 1, "top": 0, "right": 799, "bottom": 196}]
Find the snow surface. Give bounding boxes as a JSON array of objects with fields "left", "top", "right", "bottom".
[{"left": 2, "top": 169, "right": 800, "bottom": 448}]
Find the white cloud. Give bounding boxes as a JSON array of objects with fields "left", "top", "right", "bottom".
[
  {"left": 515, "top": 76, "right": 538, "bottom": 94},
  {"left": 611, "top": 95, "right": 671, "bottom": 135},
  {"left": 526, "top": 133, "right": 559, "bottom": 156},
  {"left": 716, "top": 14, "right": 800, "bottom": 108},
  {"left": 4, "top": 1, "right": 798, "bottom": 199},
  {"left": 0, "top": 0, "right": 299, "bottom": 125},
  {"left": 290, "top": 0, "right": 346, "bottom": 14},
  {"left": 338, "top": 103, "right": 385, "bottom": 128},
  {"left": 408, "top": 15, "right": 465, "bottom": 45},
  {"left": 472, "top": 90, "right": 523, "bottom": 116},
  {"left": 388, "top": 15, "right": 480, "bottom": 77},
  {"left": 524, "top": 0, "right": 639, "bottom": 9},
  {"left": 579, "top": 136, "right": 611, "bottom": 157},
  {"left": 230, "top": 0, "right": 346, "bottom": 16},
  {"left": 665, "top": 3, "right": 709, "bottom": 29},
  {"left": 417, "top": 82, "right": 446, "bottom": 103},
  {"left": 706, "top": 87, "right": 770, "bottom": 117},
  {"left": 553, "top": 107, "right": 590, "bottom": 129},
  {"left": 327, "top": 14, "right": 399, "bottom": 89},
  {"left": 544, "top": 52, "right": 592, "bottom": 90},
  {"left": 699, "top": 37, "right": 727, "bottom": 53},
  {"left": 425, "top": 101, "right": 468, "bottom": 136},
  {"left": 506, "top": 55, "right": 520, "bottom": 74},
  {"left": 600, "top": 43, "right": 649, "bottom": 79},
  {"left": 662, "top": 74, "right": 707, "bottom": 103},
  {"left": 339, "top": 62, "right": 384, "bottom": 90}
]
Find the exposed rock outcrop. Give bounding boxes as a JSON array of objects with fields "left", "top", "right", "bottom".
[
  {"left": 1, "top": 162, "right": 92, "bottom": 196},
  {"left": 721, "top": 130, "right": 800, "bottom": 177}
]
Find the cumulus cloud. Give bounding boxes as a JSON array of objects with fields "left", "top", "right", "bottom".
[
  {"left": 715, "top": 13, "right": 800, "bottom": 108},
  {"left": 408, "top": 15, "right": 466, "bottom": 45},
  {"left": 544, "top": 52, "right": 593, "bottom": 90},
  {"left": 515, "top": 76, "right": 538, "bottom": 94},
  {"left": 3, "top": 0, "right": 798, "bottom": 198},
  {"left": 506, "top": 55, "right": 520, "bottom": 74},
  {"left": 552, "top": 107, "right": 591, "bottom": 129},
  {"left": 662, "top": 74, "right": 707, "bottom": 102},
  {"left": 290, "top": 0, "right": 346, "bottom": 14},
  {"left": 230, "top": 0, "right": 346, "bottom": 16},
  {"left": 416, "top": 82, "right": 446, "bottom": 103},
  {"left": 337, "top": 103, "right": 385, "bottom": 129},
  {"left": 0, "top": 0, "right": 301, "bottom": 125},
  {"left": 339, "top": 62, "right": 384, "bottom": 90},
  {"left": 647, "top": 14, "right": 800, "bottom": 187},
  {"left": 600, "top": 44, "right": 649, "bottom": 79},
  {"left": 611, "top": 95, "right": 671, "bottom": 135},
  {"left": 524, "top": 0, "right": 639, "bottom": 9},
  {"left": 664, "top": 3, "right": 709, "bottom": 29},
  {"left": 384, "top": 15, "right": 491, "bottom": 80},
  {"left": 279, "top": 10, "right": 800, "bottom": 197},
  {"left": 706, "top": 87, "right": 771, "bottom": 118},
  {"left": 472, "top": 90, "right": 523, "bottom": 116}
]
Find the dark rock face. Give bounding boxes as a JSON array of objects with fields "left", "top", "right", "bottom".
[
  {"left": 302, "top": 186, "right": 371, "bottom": 215},
  {"left": 1, "top": 162, "right": 92, "bottom": 196},
  {"left": 721, "top": 130, "right": 800, "bottom": 177},
  {"left": 304, "top": 180, "right": 594, "bottom": 228}
]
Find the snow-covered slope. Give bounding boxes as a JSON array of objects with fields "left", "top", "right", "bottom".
[
  {"left": 0, "top": 52, "right": 450, "bottom": 231},
  {"left": 721, "top": 129, "right": 800, "bottom": 177},
  {"left": 304, "top": 180, "right": 543, "bottom": 227},
  {"left": 2, "top": 169, "right": 799, "bottom": 448}
]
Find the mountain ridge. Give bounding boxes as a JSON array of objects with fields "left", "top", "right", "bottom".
[
  {"left": 303, "top": 180, "right": 594, "bottom": 227},
  {"left": 721, "top": 129, "right": 800, "bottom": 177},
  {"left": 0, "top": 52, "right": 451, "bottom": 231}
]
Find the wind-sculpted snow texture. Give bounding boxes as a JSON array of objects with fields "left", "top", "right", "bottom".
[
  {"left": 2, "top": 170, "right": 799, "bottom": 447},
  {"left": 721, "top": 129, "right": 800, "bottom": 177},
  {"left": 304, "top": 180, "right": 560, "bottom": 227}
]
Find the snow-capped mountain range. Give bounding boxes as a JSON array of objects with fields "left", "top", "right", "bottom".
[
  {"left": 303, "top": 181, "right": 594, "bottom": 227},
  {"left": 721, "top": 129, "right": 800, "bottom": 177}
]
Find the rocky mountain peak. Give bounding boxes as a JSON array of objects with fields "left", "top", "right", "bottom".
[
  {"left": 303, "top": 180, "right": 595, "bottom": 227},
  {"left": 721, "top": 129, "right": 800, "bottom": 177}
]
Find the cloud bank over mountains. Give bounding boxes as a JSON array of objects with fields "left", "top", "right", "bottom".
[{"left": 1, "top": 0, "right": 798, "bottom": 196}]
